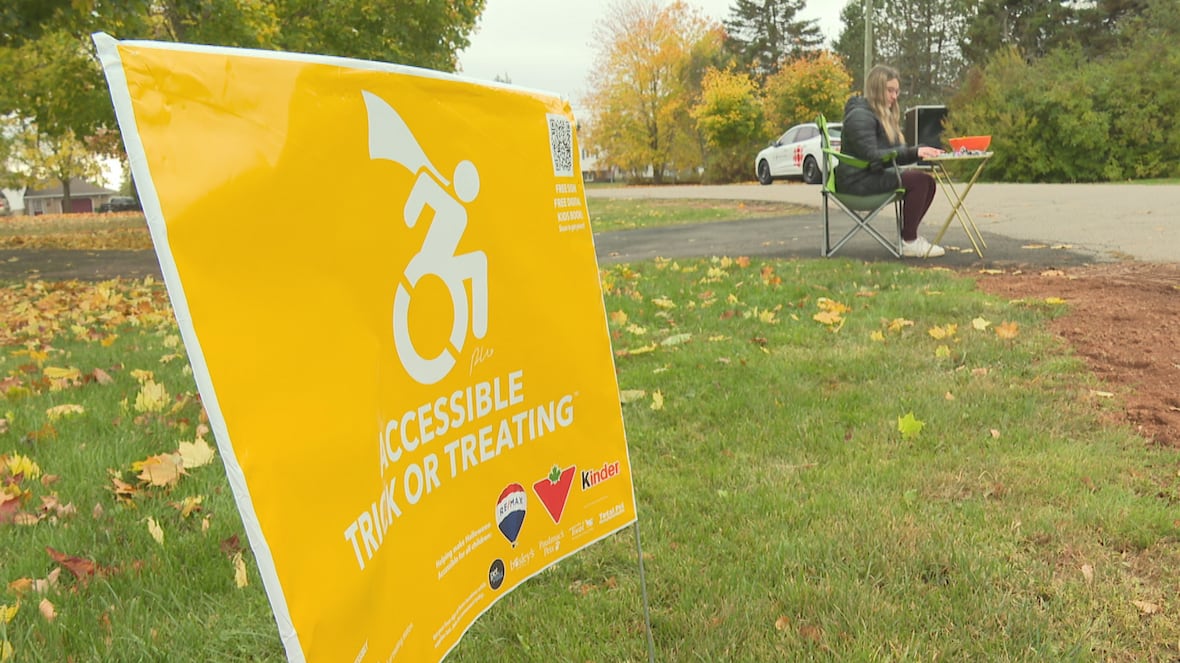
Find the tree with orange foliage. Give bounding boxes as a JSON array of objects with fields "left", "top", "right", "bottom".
[
  {"left": 582, "top": 0, "right": 722, "bottom": 184},
  {"left": 761, "top": 51, "right": 853, "bottom": 135}
]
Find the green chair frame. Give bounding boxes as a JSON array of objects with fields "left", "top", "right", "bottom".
[{"left": 817, "top": 114, "right": 905, "bottom": 258}]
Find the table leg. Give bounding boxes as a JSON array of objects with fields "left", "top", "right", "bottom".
[{"left": 928, "top": 159, "right": 989, "bottom": 258}]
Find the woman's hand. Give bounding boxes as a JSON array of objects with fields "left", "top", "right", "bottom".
[{"left": 918, "top": 146, "right": 944, "bottom": 159}]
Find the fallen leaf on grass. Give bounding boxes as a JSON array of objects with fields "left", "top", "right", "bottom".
[
  {"left": 1081, "top": 564, "right": 1094, "bottom": 584},
  {"left": 132, "top": 453, "right": 185, "bottom": 487},
  {"left": 178, "top": 438, "right": 216, "bottom": 469},
  {"left": 615, "top": 343, "right": 657, "bottom": 358},
  {"left": 774, "top": 615, "right": 791, "bottom": 631},
  {"left": 650, "top": 391, "right": 664, "bottom": 411},
  {"left": 146, "top": 517, "right": 164, "bottom": 545},
  {"left": 928, "top": 324, "right": 957, "bottom": 340},
  {"left": 109, "top": 474, "right": 138, "bottom": 501},
  {"left": 45, "top": 547, "right": 97, "bottom": 583},
  {"left": 38, "top": 598, "right": 56, "bottom": 622},
  {"left": 134, "top": 380, "right": 169, "bottom": 413},
  {"left": 661, "top": 333, "right": 692, "bottom": 346},
  {"left": 220, "top": 534, "right": 243, "bottom": 557},
  {"left": 619, "top": 389, "right": 647, "bottom": 404},
  {"left": 897, "top": 412, "right": 925, "bottom": 440},
  {"left": 650, "top": 296, "right": 676, "bottom": 310},
  {"left": 972, "top": 317, "right": 991, "bottom": 331},
  {"left": 171, "top": 496, "right": 204, "bottom": 519},
  {"left": 45, "top": 404, "right": 84, "bottom": 420},
  {"left": 1132, "top": 600, "right": 1161, "bottom": 615},
  {"left": 233, "top": 552, "right": 249, "bottom": 588},
  {"left": 994, "top": 322, "right": 1020, "bottom": 339},
  {"left": 4, "top": 453, "right": 41, "bottom": 479}
]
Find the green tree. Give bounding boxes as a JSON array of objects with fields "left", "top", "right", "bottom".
[
  {"left": 691, "top": 68, "right": 764, "bottom": 183},
  {"left": 583, "top": 0, "right": 718, "bottom": 184},
  {"left": 722, "top": 0, "right": 823, "bottom": 82},
  {"left": 947, "top": 0, "right": 1179, "bottom": 183},
  {"left": 835, "top": 0, "right": 970, "bottom": 102},
  {"left": 761, "top": 51, "right": 852, "bottom": 134},
  {"left": 0, "top": 0, "right": 487, "bottom": 211},
  {"left": 961, "top": 0, "right": 1081, "bottom": 65},
  {"left": 273, "top": 0, "right": 485, "bottom": 70},
  {"left": 5, "top": 121, "right": 105, "bottom": 204}
]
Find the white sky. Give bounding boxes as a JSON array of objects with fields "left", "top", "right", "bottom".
[{"left": 457, "top": 0, "right": 849, "bottom": 114}]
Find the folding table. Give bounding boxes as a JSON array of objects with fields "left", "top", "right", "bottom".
[{"left": 923, "top": 152, "right": 993, "bottom": 258}]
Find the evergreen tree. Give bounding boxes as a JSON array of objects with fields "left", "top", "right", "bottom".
[{"left": 722, "top": 0, "right": 823, "bottom": 82}]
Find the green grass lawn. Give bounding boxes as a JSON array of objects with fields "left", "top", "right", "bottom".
[
  {"left": 584, "top": 198, "right": 810, "bottom": 232},
  {"left": 1, "top": 206, "right": 1177, "bottom": 661}
]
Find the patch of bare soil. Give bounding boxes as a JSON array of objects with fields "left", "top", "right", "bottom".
[{"left": 973, "top": 262, "right": 1180, "bottom": 448}]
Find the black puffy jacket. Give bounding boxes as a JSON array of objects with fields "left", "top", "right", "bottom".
[{"left": 835, "top": 96, "right": 920, "bottom": 196}]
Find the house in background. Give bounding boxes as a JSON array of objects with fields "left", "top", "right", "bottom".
[{"left": 21, "top": 178, "right": 120, "bottom": 215}]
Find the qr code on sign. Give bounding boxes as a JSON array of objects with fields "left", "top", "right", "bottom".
[{"left": 546, "top": 114, "right": 574, "bottom": 177}]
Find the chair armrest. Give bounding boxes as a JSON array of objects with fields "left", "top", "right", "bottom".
[{"left": 824, "top": 148, "right": 899, "bottom": 171}]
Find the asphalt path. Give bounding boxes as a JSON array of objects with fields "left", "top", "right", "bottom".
[{"left": 589, "top": 182, "right": 1180, "bottom": 267}]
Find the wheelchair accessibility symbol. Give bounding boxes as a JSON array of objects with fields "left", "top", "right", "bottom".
[{"left": 363, "top": 91, "right": 489, "bottom": 385}]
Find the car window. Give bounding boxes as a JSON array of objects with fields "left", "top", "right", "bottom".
[
  {"left": 797, "top": 126, "right": 818, "bottom": 141},
  {"left": 829, "top": 126, "right": 842, "bottom": 139},
  {"left": 780, "top": 127, "right": 799, "bottom": 144}
]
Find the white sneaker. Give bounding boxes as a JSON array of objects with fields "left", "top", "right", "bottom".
[{"left": 901, "top": 236, "right": 946, "bottom": 258}]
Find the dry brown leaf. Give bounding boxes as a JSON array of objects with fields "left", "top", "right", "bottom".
[
  {"left": 133, "top": 453, "right": 186, "bottom": 487},
  {"left": 147, "top": 517, "right": 165, "bottom": 545},
  {"left": 1132, "top": 600, "right": 1161, "bottom": 615},
  {"left": 232, "top": 553, "right": 249, "bottom": 588},
  {"left": 774, "top": 615, "right": 791, "bottom": 631},
  {"left": 994, "top": 321, "right": 1020, "bottom": 339},
  {"left": 45, "top": 547, "right": 97, "bottom": 583},
  {"left": 38, "top": 598, "right": 56, "bottom": 622},
  {"left": 1081, "top": 564, "right": 1094, "bottom": 584},
  {"left": 7, "top": 578, "right": 33, "bottom": 596}
]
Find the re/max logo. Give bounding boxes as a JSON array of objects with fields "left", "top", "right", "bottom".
[{"left": 581, "top": 461, "right": 620, "bottom": 490}]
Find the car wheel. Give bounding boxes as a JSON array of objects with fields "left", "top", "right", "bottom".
[
  {"left": 802, "top": 156, "right": 821, "bottom": 184},
  {"left": 757, "top": 160, "right": 772, "bottom": 185}
]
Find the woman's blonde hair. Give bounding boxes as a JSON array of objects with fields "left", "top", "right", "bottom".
[{"left": 865, "top": 64, "right": 903, "bottom": 144}]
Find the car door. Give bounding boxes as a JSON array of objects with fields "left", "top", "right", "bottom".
[
  {"left": 768, "top": 126, "right": 800, "bottom": 176},
  {"left": 789, "top": 125, "right": 819, "bottom": 177}
]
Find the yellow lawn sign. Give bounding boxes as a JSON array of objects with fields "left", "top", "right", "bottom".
[{"left": 93, "top": 34, "right": 637, "bottom": 662}]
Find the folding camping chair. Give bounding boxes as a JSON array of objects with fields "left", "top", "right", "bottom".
[{"left": 817, "top": 114, "right": 905, "bottom": 258}]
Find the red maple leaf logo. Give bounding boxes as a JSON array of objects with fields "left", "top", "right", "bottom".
[{"left": 532, "top": 465, "right": 576, "bottom": 524}]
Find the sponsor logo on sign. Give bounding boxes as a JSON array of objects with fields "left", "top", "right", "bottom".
[
  {"left": 532, "top": 465, "right": 576, "bottom": 524},
  {"left": 581, "top": 461, "right": 621, "bottom": 490}
]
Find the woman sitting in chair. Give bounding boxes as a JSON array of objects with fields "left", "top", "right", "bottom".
[{"left": 839, "top": 64, "right": 946, "bottom": 258}]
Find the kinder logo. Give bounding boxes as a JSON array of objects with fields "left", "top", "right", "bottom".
[
  {"left": 363, "top": 90, "right": 489, "bottom": 385},
  {"left": 581, "top": 461, "right": 621, "bottom": 490}
]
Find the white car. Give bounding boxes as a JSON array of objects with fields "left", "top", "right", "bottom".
[{"left": 755, "top": 122, "right": 841, "bottom": 185}]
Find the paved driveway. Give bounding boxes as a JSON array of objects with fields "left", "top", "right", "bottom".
[{"left": 588, "top": 182, "right": 1179, "bottom": 266}]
